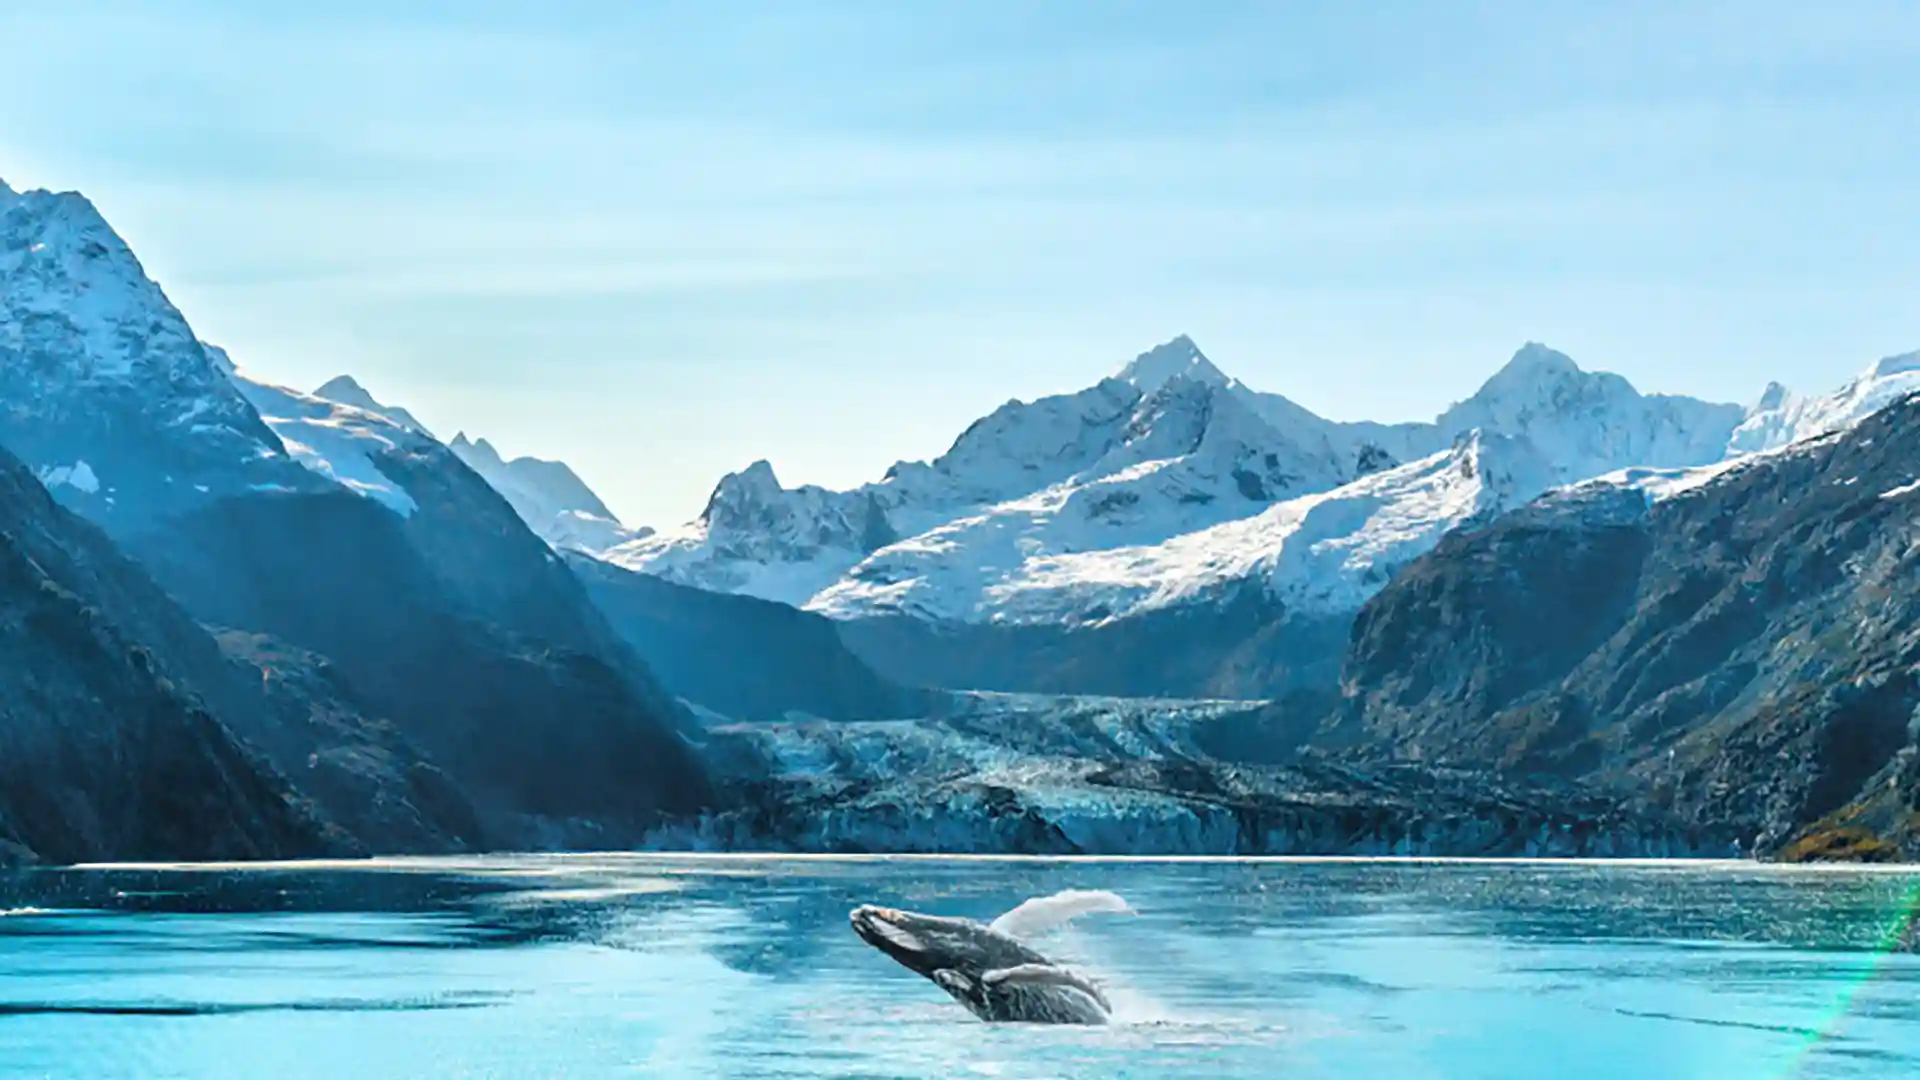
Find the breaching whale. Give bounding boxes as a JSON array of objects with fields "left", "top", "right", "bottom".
[{"left": 849, "top": 890, "right": 1130, "bottom": 1025}]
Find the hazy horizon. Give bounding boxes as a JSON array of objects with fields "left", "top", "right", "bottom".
[{"left": 5, "top": 2, "right": 1916, "bottom": 526}]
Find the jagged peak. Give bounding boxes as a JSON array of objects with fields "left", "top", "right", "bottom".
[
  {"left": 310, "top": 374, "right": 432, "bottom": 436},
  {"left": 7, "top": 185, "right": 112, "bottom": 231},
  {"left": 314, "top": 374, "right": 366, "bottom": 397},
  {"left": 1752, "top": 381, "right": 1792, "bottom": 413},
  {"left": 711, "top": 459, "right": 782, "bottom": 496},
  {"left": 471, "top": 435, "right": 501, "bottom": 461},
  {"left": 1497, "top": 342, "right": 1581, "bottom": 379},
  {"left": 1116, "top": 334, "right": 1232, "bottom": 393},
  {"left": 700, "top": 459, "right": 787, "bottom": 524},
  {"left": 738, "top": 458, "right": 780, "bottom": 484}
]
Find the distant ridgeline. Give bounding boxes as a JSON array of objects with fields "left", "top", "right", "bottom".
[{"left": 2, "top": 177, "right": 1915, "bottom": 864}]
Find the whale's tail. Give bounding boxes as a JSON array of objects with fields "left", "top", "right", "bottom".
[{"left": 989, "top": 889, "right": 1134, "bottom": 940}]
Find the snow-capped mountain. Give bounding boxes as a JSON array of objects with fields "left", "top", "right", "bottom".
[
  {"left": 0, "top": 178, "right": 437, "bottom": 526},
  {"left": 300, "top": 372, "right": 650, "bottom": 552},
  {"left": 446, "top": 432, "right": 650, "bottom": 552},
  {"left": 1544, "top": 350, "right": 1920, "bottom": 516},
  {"left": 0, "top": 178, "right": 713, "bottom": 844},
  {"left": 0, "top": 180, "right": 322, "bottom": 523},
  {"left": 813, "top": 429, "right": 1547, "bottom": 625},
  {"left": 1727, "top": 352, "right": 1920, "bottom": 455},
  {"left": 611, "top": 336, "right": 1765, "bottom": 627},
  {"left": 608, "top": 344, "right": 1348, "bottom": 607},
  {"left": 233, "top": 371, "right": 431, "bottom": 516}
]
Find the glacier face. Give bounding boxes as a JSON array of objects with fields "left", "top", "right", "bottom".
[{"left": 662, "top": 691, "right": 1727, "bottom": 857}]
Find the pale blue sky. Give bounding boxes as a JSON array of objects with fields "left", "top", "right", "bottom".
[{"left": 4, "top": 2, "right": 1917, "bottom": 526}]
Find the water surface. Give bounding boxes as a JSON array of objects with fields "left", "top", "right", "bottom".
[{"left": 2, "top": 856, "right": 1916, "bottom": 1078}]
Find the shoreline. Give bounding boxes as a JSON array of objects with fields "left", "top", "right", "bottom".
[{"left": 54, "top": 852, "right": 1920, "bottom": 873}]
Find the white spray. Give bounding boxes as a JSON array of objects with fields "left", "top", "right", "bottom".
[
  {"left": 986, "top": 889, "right": 1175, "bottom": 1025},
  {"left": 988, "top": 888, "right": 1133, "bottom": 939}
]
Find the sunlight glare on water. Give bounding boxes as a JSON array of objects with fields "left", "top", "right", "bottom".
[{"left": 1, "top": 857, "right": 1916, "bottom": 1079}]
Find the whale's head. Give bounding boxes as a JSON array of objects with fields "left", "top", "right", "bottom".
[{"left": 849, "top": 904, "right": 1030, "bottom": 981}]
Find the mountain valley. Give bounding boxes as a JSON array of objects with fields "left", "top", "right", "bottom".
[{"left": 4, "top": 176, "right": 1916, "bottom": 864}]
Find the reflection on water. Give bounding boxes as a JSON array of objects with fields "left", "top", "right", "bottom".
[{"left": 1, "top": 857, "right": 1916, "bottom": 1078}]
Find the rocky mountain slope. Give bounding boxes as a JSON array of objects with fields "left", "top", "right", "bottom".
[
  {"left": 566, "top": 552, "right": 928, "bottom": 723},
  {"left": 1333, "top": 385, "right": 1920, "bottom": 860},
  {"left": 0, "top": 444, "right": 330, "bottom": 866},
  {"left": 1, "top": 180, "right": 713, "bottom": 850}
]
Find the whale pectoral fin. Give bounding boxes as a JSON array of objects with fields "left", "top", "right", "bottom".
[{"left": 982, "top": 965, "right": 1111, "bottom": 1010}]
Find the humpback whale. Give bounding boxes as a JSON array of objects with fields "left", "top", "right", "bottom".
[{"left": 849, "top": 890, "right": 1130, "bottom": 1025}]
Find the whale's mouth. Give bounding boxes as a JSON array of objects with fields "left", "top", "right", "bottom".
[{"left": 850, "top": 905, "right": 938, "bottom": 973}]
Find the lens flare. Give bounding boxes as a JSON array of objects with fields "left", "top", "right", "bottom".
[{"left": 1776, "top": 872, "right": 1920, "bottom": 1078}]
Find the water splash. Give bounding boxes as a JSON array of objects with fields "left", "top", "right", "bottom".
[
  {"left": 989, "top": 888, "right": 1133, "bottom": 939},
  {"left": 988, "top": 889, "right": 1190, "bottom": 1029}
]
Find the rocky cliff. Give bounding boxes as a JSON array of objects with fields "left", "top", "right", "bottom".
[{"left": 1335, "top": 392, "right": 1920, "bottom": 860}]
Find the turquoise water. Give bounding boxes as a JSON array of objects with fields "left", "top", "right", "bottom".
[{"left": 1, "top": 857, "right": 1916, "bottom": 1079}]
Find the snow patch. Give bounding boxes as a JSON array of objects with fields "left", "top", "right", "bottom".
[
  {"left": 36, "top": 460, "right": 100, "bottom": 494},
  {"left": 230, "top": 375, "right": 422, "bottom": 516},
  {"left": 1880, "top": 479, "right": 1920, "bottom": 500},
  {"left": 312, "top": 375, "right": 433, "bottom": 437},
  {"left": 1729, "top": 353, "right": 1920, "bottom": 454}
]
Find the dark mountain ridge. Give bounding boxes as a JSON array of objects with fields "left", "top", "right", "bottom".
[
  {"left": 1331, "top": 393, "right": 1920, "bottom": 860},
  {"left": 0, "top": 445, "right": 330, "bottom": 865}
]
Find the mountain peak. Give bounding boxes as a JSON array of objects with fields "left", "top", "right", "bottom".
[
  {"left": 700, "top": 459, "right": 806, "bottom": 535},
  {"left": 310, "top": 374, "right": 432, "bottom": 436},
  {"left": 736, "top": 458, "right": 781, "bottom": 488},
  {"left": 1117, "top": 335, "right": 1231, "bottom": 393},
  {"left": 1753, "top": 381, "right": 1792, "bottom": 412},
  {"left": 447, "top": 432, "right": 501, "bottom": 463},
  {"left": 703, "top": 460, "right": 784, "bottom": 517},
  {"left": 1499, "top": 342, "right": 1581, "bottom": 379},
  {"left": 314, "top": 374, "right": 367, "bottom": 397}
]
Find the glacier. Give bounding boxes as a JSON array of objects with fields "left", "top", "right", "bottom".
[{"left": 654, "top": 692, "right": 1726, "bottom": 857}]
